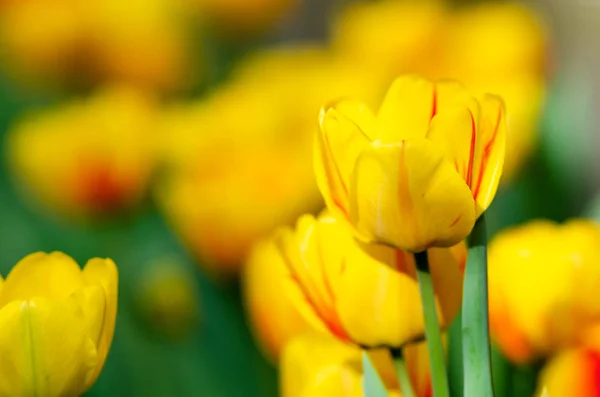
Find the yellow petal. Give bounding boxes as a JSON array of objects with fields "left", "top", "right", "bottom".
[
  {"left": 350, "top": 139, "right": 476, "bottom": 252},
  {"left": 277, "top": 215, "right": 351, "bottom": 342},
  {"left": 427, "top": 106, "right": 477, "bottom": 187},
  {"left": 81, "top": 258, "right": 118, "bottom": 388},
  {"left": 471, "top": 94, "right": 506, "bottom": 215},
  {"left": 70, "top": 285, "right": 106, "bottom": 353},
  {"left": 315, "top": 105, "right": 372, "bottom": 220},
  {"left": 428, "top": 243, "right": 466, "bottom": 326},
  {"left": 0, "top": 297, "right": 98, "bottom": 397},
  {"left": 0, "top": 252, "right": 85, "bottom": 306},
  {"left": 336, "top": 246, "right": 428, "bottom": 347},
  {"left": 403, "top": 341, "right": 433, "bottom": 397},
  {"left": 536, "top": 348, "right": 600, "bottom": 397},
  {"left": 243, "top": 237, "right": 310, "bottom": 361},
  {"left": 377, "top": 75, "right": 435, "bottom": 143},
  {"left": 281, "top": 333, "right": 362, "bottom": 397}
]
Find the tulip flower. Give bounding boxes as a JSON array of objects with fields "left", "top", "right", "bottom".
[
  {"left": 316, "top": 75, "right": 505, "bottom": 253},
  {"left": 275, "top": 211, "right": 465, "bottom": 348},
  {"left": 332, "top": 0, "right": 546, "bottom": 182},
  {"left": 243, "top": 237, "right": 311, "bottom": 360},
  {"left": 488, "top": 219, "right": 600, "bottom": 364},
  {"left": 536, "top": 332, "right": 600, "bottom": 397},
  {"left": 282, "top": 332, "right": 434, "bottom": 397},
  {"left": 0, "top": 252, "right": 118, "bottom": 396},
  {"left": 7, "top": 86, "right": 158, "bottom": 221}
]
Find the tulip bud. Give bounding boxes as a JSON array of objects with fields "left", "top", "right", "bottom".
[{"left": 0, "top": 252, "right": 118, "bottom": 396}]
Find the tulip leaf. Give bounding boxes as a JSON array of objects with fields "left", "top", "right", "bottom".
[{"left": 462, "top": 214, "right": 495, "bottom": 397}]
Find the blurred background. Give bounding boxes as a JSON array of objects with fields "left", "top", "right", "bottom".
[{"left": 0, "top": 0, "right": 597, "bottom": 396}]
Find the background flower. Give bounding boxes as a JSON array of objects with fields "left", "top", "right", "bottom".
[
  {"left": 489, "top": 219, "right": 600, "bottom": 364},
  {"left": 6, "top": 86, "right": 158, "bottom": 221}
]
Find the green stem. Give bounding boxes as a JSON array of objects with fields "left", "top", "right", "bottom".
[
  {"left": 415, "top": 251, "right": 450, "bottom": 397},
  {"left": 393, "top": 353, "right": 415, "bottom": 397},
  {"left": 462, "top": 214, "right": 495, "bottom": 397}
]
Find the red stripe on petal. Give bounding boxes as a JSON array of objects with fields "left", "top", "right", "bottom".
[
  {"left": 450, "top": 215, "right": 462, "bottom": 228},
  {"left": 465, "top": 112, "right": 477, "bottom": 189},
  {"left": 431, "top": 84, "right": 438, "bottom": 121},
  {"left": 320, "top": 132, "right": 351, "bottom": 219},
  {"left": 473, "top": 107, "right": 502, "bottom": 201}
]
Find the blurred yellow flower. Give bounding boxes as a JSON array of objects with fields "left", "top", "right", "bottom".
[
  {"left": 243, "top": 237, "right": 311, "bottom": 360},
  {"left": 332, "top": 0, "right": 547, "bottom": 181},
  {"left": 316, "top": 75, "right": 505, "bottom": 252},
  {"left": 184, "top": 0, "right": 299, "bottom": 36},
  {"left": 275, "top": 211, "right": 465, "bottom": 348},
  {"left": 7, "top": 86, "right": 158, "bottom": 221},
  {"left": 0, "top": 0, "right": 193, "bottom": 91},
  {"left": 536, "top": 326, "right": 600, "bottom": 397},
  {"left": 0, "top": 252, "right": 118, "bottom": 396},
  {"left": 157, "top": 46, "right": 375, "bottom": 276},
  {"left": 489, "top": 219, "right": 600, "bottom": 364},
  {"left": 282, "top": 333, "right": 433, "bottom": 397}
]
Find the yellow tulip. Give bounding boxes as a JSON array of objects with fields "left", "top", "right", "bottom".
[
  {"left": 536, "top": 326, "right": 600, "bottom": 397},
  {"left": 316, "top": 75, "right": 505, "bottom": 252},
  {"left": 488, "top": 219, "right": 600, "bottom": 364},
  {"left": 275, "top": 211, "right": 465, "bottom": 348},
  {"left": 0, "top": 252, "right": 118, "bottom": 397},
  {"left": 243, "top": 237, "right": 311, "bottom": 360},
  {"left": 282, "top": 333, "right": 434, "bottom": 397},
  {"left": 7, "top": 86, "right": 158, "bottom": 221},
  {"left": 332, "top": 0, "right": 546, "bottom": 183}
]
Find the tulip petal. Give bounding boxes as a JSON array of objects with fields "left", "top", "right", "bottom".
[
  {"left": 81, "top": 258, "right": 118, "bottom": 388},
  {"left": 277, "top": 215, "right": 350, "bottom": 342},
  {"left": 0, "top": 252, "right": 85, "bottom": 307},
  {"left": 471, "top": 94, "right": 506, "bottom": 215},
  {"left": 243, "top": 238, "right": 309, "bottom": 360},
  {"left": 281, "top": 333, "right": 362, "bottom": 397},
  {"left": 435, "top": 80, "right": 479, "bottom": 115},
  {"left": 428, "top": 244, "right": 466, "bottom": 326},
  {"left": 427, "top": 106, "right": 477, "bottom": 188},
  {"left": 70, "top": 285, "right": 106, "bottom": 352},
  {"left": 336, "top": 251, "right": 431, "bottom": 347},
  {"left": 0, "top": 297, "right": 97, "bottom": 397},
  {"left": 377, "top": 75, "right": 435, "bottom": 143},
  {"left": 350, "top": 139, "right": 476, "bottom": 252},
  {"left": 403, "top": 341, "right": 433, "bottom": 397},
  {"left": 315, "top": 105, "right": 372, "bottom": 220}
]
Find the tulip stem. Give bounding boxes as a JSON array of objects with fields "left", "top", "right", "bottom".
[
  {"left": 415, "top": 251, "right": 450, "bottom": 397},
  {"left": 393, "top": 352, "right": 415, "bottom": 397},
  {"left": 462, "top": 214, "right": 495, "bottom": 397}
]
